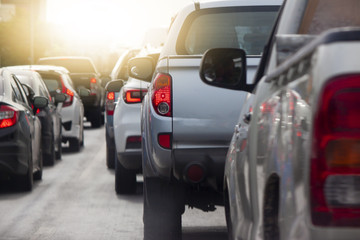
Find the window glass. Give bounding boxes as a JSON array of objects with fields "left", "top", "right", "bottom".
[
  {"left": 10, "top": 76, "right": 26, "bottom": 104},
  {"left": 181, "top": 7, "right": 279, "bottom": 55},
  {"left": 39, "top": 73, "right": 62, "bottom": 93},
  {"left": 38, "top": 58, "right": 96, "bottom": 73},
  {"left": 299, "top": 0, "right": 360, "bottom": 34}
]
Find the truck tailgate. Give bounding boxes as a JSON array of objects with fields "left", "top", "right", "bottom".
[{"left": 169, "top": 56, "right": 259, "bottom": 149}]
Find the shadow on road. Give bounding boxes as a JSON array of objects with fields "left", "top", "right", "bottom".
[{"left": 183, "top": 226, "right": 228, "bottom": 240}]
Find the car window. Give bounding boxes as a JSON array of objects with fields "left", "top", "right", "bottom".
[
  {"left": 38, "top": 58, "right": 97, "bottom": 73},
  {"left": 10, "top": 76, "right": 27, "bottom": 105},
  {"left": 39, "top": 72, "right": 63, "bottom": 93},
  {"left": 178, "top": 6, "right": 279, "bottom": 55},
  {"left": 299, "top": 0, "right": 360, "bottom": 34}
]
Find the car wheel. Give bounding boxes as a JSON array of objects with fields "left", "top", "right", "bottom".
[
  {"left": 55, "top": 137, "right": 62, "bottom": 160},
  {"left": 91, "top": 109, "right": 102, "bottom": 128},
  {"left": 68, "top": 138, "right": 80, "bottom": 152},
  {"left": 224, "top": 187, "right": 234, "bottom": 240},
  {"left": 80, "top": 125, "right": 84, "bottom": 147},
  {"left": 17, "top": 143, "right": 33, "bottom": 191},
  {"left": 44, "top": 135, "right": 55, "bottom": 166},
  {"left": 115, "top": 153, "right": 136, "bottom": 194},
  {"left": 143, "top": 177, "right": 184, "bottom": 240},
  {"left": 33, "top": 148, "right": 43, "bottom": 180},
  {"left": 106, "top": 133, "right": 115, "bottom": 169}
]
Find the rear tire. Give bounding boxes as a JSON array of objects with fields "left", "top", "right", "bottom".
[
  {"left": 34, "top": 148, "right": 43, "bottom": 180},
  {"left": 44, "top": 135, "right": 55, "bottom": 166},
  {"left": 69, "top": 138, "right": 80, "bottom": 152},
  {"left": 55, "top": 137, "right": 62, "bottom": 160},
  {"left": 106, "top": 145, "right": 115, "bottom": 169},
  {"left": 17, "top": 143, "right": 33, "bottom": 191},
  {"left": 115, "top": 152, "right": 136, "bottom": 194},
  {"left": 91, "top": 109, "right": 102, "bottom": 128},
  {"left": 143, "top": 177, "right": 184, "bottom": 240}
]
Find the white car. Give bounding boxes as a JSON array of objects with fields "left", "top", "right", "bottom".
[
  {"left": 113, "top": 51, "right": 160, "bottom": 194},
  {"left": 20, "top": 65, "right": 85, "bottom": 152}
]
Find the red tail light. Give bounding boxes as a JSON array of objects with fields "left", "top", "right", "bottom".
[
  {"left": 107, "top": 92, "right": 115, "bottom": 101},
  {"left": 151, "top": 73, "right": 172, "bottom": 116},
  {"left": 90, "top": 78, "right": 97, "bottom": 95},
  {"left": 61, "top": 77, "right": 74, "bottom": 107},
  {"left": 106, "top": 92, "right": 116, "bottom": 116},
  {"left": 158, "top": 133, "right": 171, "bottom": 149},
  {"left": 123, "top": 88, "right": 147, "bottom": 104},
  {"left": 311, "top": 74, "right": 360, "bottom": 227},
  {"left": 0, "top": 105, "right": 18, "bottom": 128}
]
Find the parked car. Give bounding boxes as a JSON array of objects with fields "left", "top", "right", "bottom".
[
  {"left": 37, "top": 56, "right": 105, "bottom": 128},
  {"left": 6, "top": 67, "right": 63, "bottom": 165},
  {"left": 105, "top": 48, "right": 140, "bottom": 169},
  {"left": 130, "top": 1, "right": 281, "bottom": 239},
  {"left": 18, "top": 65, "right": 85, "bottom": 152},
  {"left": 0, "top": 68, "right": 48, "bottom": 191},
  {"left": 200, "top": 0, "right": 360, "bottom": 239}
]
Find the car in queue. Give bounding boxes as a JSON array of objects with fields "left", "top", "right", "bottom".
[
  {"left": 6, "top": 67, "right": 64, "bottom": 165},
  {"left": 37, "top": 56, "right": 105, "bottom": 128},
  {"left": 18, "top": 65, "right": 86, "bottom": 152},
  {"left": 199, "top": 0, "right": 360, "bottom": 239},
  {"left": 0, "top": 68, "right": 48, "bottom": 191},
  {"left": 104, "top": 48, "right": 140, "bottom": 169}
]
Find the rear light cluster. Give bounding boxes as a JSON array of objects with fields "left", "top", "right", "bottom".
[
  {"left": 61, "top": 77, "right": 74, "bottom": 107},
  {"left": 311, "top": 74, "right": 360, "bottom": 227},
  {"left": 106, "top": 92, "right": 116, "bottom": 116},
  {"left": 123, "top": 88, "right": 147, "bottom": 104},
  {"left": 90, "top": 78, "right": 98, "bottom": 95},
  {"left": 0, "top": 105, "right": 18, "bottom": 128},
  {"left": 151, "top": 73, "right": 172, "bottom": 116},
  {"left": 125, "top": 136, "right": 142, "bottom": 149}
]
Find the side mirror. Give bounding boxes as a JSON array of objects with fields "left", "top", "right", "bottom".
[
  {"left": 33, "top": 96, "right": 48, "bottom": 109},
  {"left": 78, "top": 87, "right": 90, "bottom": 97},
  {"left": 128, "top": 57, "right": 155, "bottom": 82},
  {"left": 105, "top": 80, "right": 124, "bottom": 92},
  {"left": 54, "top": 93, "right": 66, "bottom": 104},
  {"left": 199, "top": 48, "right": 251, "bottom": 92}
]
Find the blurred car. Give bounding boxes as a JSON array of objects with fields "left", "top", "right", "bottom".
[
  {"left": 113, "top": 51, "right": 160, "bottom": 194},
  {"left": 0, "top": 68, "right": 48, "bottom": 191},
  {"left": 18, "top": 65, "right": 85, "bottom": 152},
  {"left": 37, "top": 56, "right": 105, "bottom": 128},
  {"left": 7, "top": 67, "right": 63, "bottom": 165},
  {"left": 105, "top": 48, "right": 140, "bottom": 169}
]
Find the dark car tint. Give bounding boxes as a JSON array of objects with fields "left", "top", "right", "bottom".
[
  {"left": 177, "top": 6, "right": 279, "bottom": 56},
  {"left": 38, "top": 58, "right": 96, "bottom": 74}
]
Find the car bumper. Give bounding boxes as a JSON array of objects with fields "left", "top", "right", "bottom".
[{"left": 117, "top": 150, "right": 142, "bottom": 171}]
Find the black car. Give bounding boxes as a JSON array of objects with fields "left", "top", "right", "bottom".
[
  {"left": 0, "top": 68, "right": 48, "bottom": 191},
  {"left": 7, "top": 68, "right": 63, "bottom": 166},
  {"left": 37, "top": 56, "right": 105, "bottom": 128}
]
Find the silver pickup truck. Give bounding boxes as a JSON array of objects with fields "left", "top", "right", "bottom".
[
  {"left": 200, "top": 0, "right": 360, "bottom": 239},
  {"left": 129, "top": 1, "right": 281, "bottom": 239}
]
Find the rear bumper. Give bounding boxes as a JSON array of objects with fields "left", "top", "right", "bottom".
[
  {"left": 117, "top": 150, "right": 142, "bottom": 171},
  {"left": 173, "top": 148, "right": 227, "bottom": 192}
]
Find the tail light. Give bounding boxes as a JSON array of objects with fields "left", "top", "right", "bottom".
[
  {"left": 126, "top": 136, "right": 142, "bottom": 149},
  {"left": 0, "top": 105, "right": 18, "bottom": 128},
  {"left": 106, "top": 92, "right": 115, "bottom": 115},
  {"left": 311, "top": 74, "right": 360, "bottom": 227},
  {"left": 61, "top": 77, "right": 74, "bottom": 107},
  {"left": 123, "top": 88, "right": 147, "bottom": 104},
  {"left": 90, "top": 78, "right": 97, "bottom": 95},
  {"left": 158, "top": 133, "right": 171, "bottom": 149},
  {"left": 151, "top": 73, "right": 172, "bottom": 116}
]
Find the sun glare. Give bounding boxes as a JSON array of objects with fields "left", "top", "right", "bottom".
[{"left": 47, "top": 0, "right": 153, "bottom": 47}]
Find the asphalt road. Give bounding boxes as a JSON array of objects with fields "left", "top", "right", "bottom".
[{"left": 0, "top": 124, "right": 228, "bottom": 240}]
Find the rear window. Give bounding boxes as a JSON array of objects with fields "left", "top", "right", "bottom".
[
  {"left": 177, "top": 6, "right": 279, "bottom": 56},
  {"left": 38, "top": 58, "right": 97, "bottom": 74},
  {"left": 38, "top": 73, "right": 62, "bottom": 93}
]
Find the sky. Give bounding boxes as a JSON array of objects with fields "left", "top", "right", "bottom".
[{"left": 46, "top": 0, "right": 193, "bottom": 48}]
